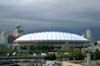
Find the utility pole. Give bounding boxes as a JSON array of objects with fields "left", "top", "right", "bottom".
[{"left": 87, "top": 53, "right": 91, "bottom": 66}]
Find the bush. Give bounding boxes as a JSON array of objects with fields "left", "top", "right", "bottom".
[{"left": 0, "top": 48, "right": 16, "bottom": 56}]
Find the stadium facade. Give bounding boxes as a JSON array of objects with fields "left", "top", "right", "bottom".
[{"left": 14, "top": 31, "right": 89, "bottom": 51}]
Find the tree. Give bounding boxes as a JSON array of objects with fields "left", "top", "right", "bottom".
[
  {"left": 94, "top": 49, "right": 100, "bottom": 60},
  {"left": 68, "top": 48, "right": 85, "bottom": 60}
]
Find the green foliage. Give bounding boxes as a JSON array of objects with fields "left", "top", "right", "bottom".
[
  {"left": 0, "top": 48, "right": 15, "bottom": 56},
  {"left": 1, "top": 46, "right": 100, "bottom": 60},
  {"left": 94, "top": 49, "right": 100, "bottom": 60},
  {"left": 59, "top": 48, "right": 85, "bottom": 60},
  {"left": 29, "top": 45, "right": 54, "bottom": 52},
  {"left": 56, "top": 48, "right": 69, "bottom": 52},
  {"left": 89, "top": 49, "right": 100, "bottom": 60}
]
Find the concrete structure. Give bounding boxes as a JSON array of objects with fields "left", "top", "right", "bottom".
[{"left": 14, "top": 31, "right": 89, "bottom": 51}]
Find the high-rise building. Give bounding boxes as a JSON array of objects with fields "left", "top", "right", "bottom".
[
  {"left": 0, "top": 31, "right": 8, "bottom": 44},
  {"left": 7, "top": 23, "right": 23, "bottom": 43},
  {"left": 0, "top": 23, "right": 23, "bottom": 44},
  {"left": 15, "top": 23, "right": 23, "bottom": 36},
  {"left": 85, "top": 28, "right": 92, "bottom": 41}
]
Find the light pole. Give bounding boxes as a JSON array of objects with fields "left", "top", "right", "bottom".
[{"left": 87, "top": 53, "right": 91, "bottom": 66}]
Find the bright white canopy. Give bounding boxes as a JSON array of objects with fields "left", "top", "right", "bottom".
[{"left": 15, "top": 31, "right": 88, "bottom": 42}]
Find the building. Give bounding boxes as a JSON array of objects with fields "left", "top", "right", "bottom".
[
  {"left": 0, "top": 23, "right": 23, "bottom": 48},
  {"left": 13, "top": 31, "right": 89, "bottom": 51},
  {"left": 0, "top": 23, "right": 22, "bottom": 44},
  {"left": 97, "top": 40, "right": 100, "bottom": 45},
  {"left": 85, "top": 28, "right": 92, "bottom": 41},
  {"left": 0, "top": 31, "right": 8, "bottom": 44}
]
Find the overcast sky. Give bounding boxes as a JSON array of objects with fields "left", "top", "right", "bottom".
[{"left": 0, "top": 0, "right": 100, "bottom": 41}]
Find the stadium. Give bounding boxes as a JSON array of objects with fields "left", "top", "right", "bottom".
[{"left": 14, "top": 31, "right": 89, "bottom": 51}]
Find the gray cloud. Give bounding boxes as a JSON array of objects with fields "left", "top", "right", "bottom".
[{"left": 0, "top": 0, "right": 100, "bottom": 40}]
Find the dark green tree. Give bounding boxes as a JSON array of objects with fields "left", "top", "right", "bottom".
[{"left": 94, "top": 49, "right": 100, "bottom": 60}]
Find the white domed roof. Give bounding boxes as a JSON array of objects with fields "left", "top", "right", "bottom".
[{"left": 14, "top": 31, "right": 88, "bottom": 42}]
